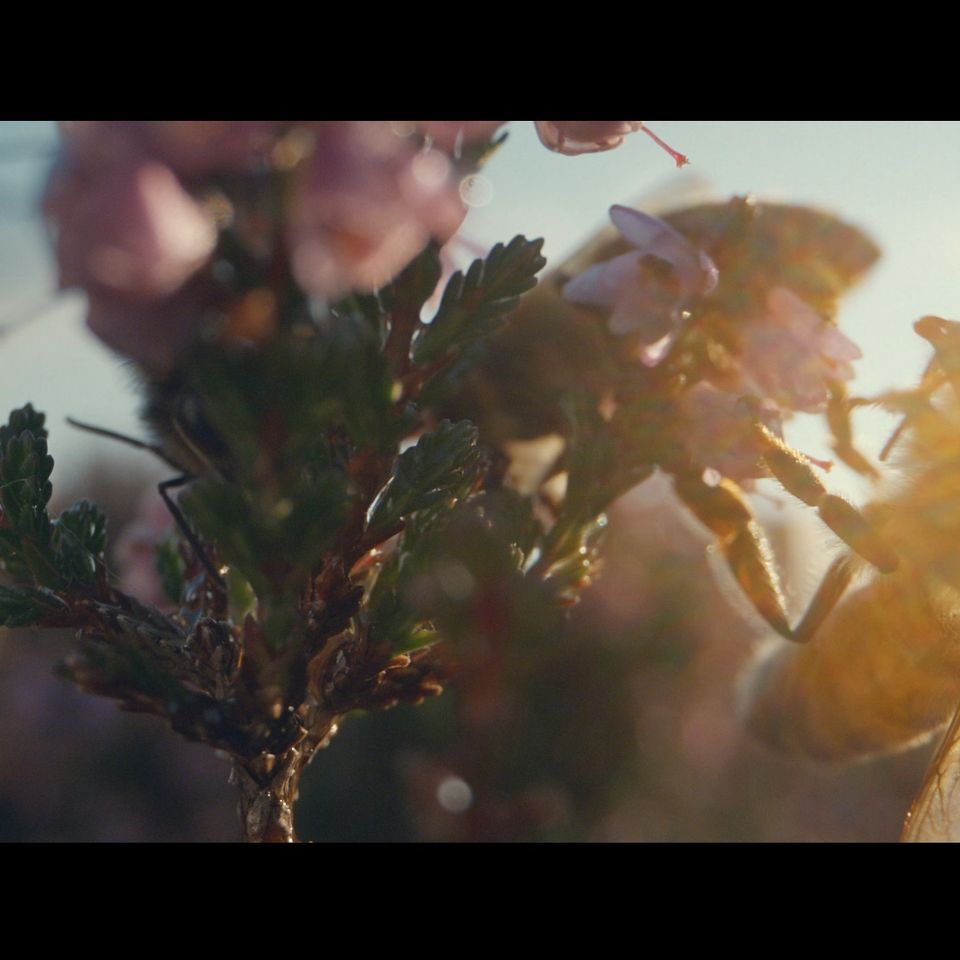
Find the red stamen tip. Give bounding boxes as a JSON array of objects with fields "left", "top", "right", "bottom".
[{"left": 640, "top": 123, "right": 690, "bottom": 168}]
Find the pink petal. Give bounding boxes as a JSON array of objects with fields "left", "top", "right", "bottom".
[
  {"left": 819, "top": 324, "right": 863, "bottom": 362},
  {"left": 417, "top": 121, "right": 505, "bottom": 150},
  {"left": 288, "top": 122, "right": 464, "bottom": 298},
  {"left": 562, "top": 251, "right": 642, "bottom": 308},
  {"left": 610, "top": 205, "right": 718, "bottom": 296},
  {"left": 535, "top": 121, "right": 643, "bottom": 156},
  {"left": 609, "top": 205, "right": 677, "bottom": 248},
  {"left": 49, "top": 159, "right": 216, "bottom": 298}
]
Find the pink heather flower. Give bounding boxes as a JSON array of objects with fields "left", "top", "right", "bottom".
[
  {"left": 535, "top": 121, "right": 645, "bottom": 156},
  {"left": 145, "top": 121, "right": 283, "bottom": 175},
  {"left": 46, "top": 158, "right": 217, "bottom": 298},
  {"left": 736, "top": 287, "right": 862, "bottom": 413},
  {"left": 45, "top": 122, "right": 228, "bottom": 369},
  {"left": 58, "top": 120, "right": 283, "bottom": 177},
  {"left": 535, "top": 121, "right": 688, "bottom": 165},
  {"left": 416, "top": 121, "right": 505, "bottom": 150},
  {"left": 562, "top": 205, "right": 719, "bottom": 367},
  {"left": 85, "top": 278, "right": 220, "bottom": 372},
  {"left": 678, "top": 383, "right": 784, "bottom": 481},
  {"left": 287, "top": 121, "right": 466, "bottom": 299}
]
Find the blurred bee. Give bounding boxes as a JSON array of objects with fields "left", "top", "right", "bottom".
[
  {"left": 742, "top": 315, "right": 960, "bottom": 841},
  {"left": 442, "top": 195, "right": 892, "bottom": 642}
]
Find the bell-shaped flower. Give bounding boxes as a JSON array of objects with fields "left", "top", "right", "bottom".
[
  {"left": 736, "top": 287, "right": 862, "bottom": 413},
  {"left": 416, "top": 121, "right": 505, "bottom": 150},
  {"left": 678, "top": 383, "right": 784, "bottom": 481},
  {"left": 535, "top": 121, "right": 645, "bottom": 156},
  {"left": 535, "top": 121, "right": 688, "bottom": 165},
  {"left": 46, "top": 158, "right": 217, "bottom": 298},
  {"left": 56, "top": 120, "right": 282, "bottom": 177},
  {"left": 562, "top": 205, "right": 719, "bottom": 366},
  {"left": 287, "top": 121, "right": 466, "bottom": 300}
]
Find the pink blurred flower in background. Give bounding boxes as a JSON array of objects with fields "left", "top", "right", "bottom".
[
  {"left": 55, "top": 121, "right": 281, "bottom": 176},
  {"left": 736, "top": 287, "right": 862, "bottom": 413},
  {"left": 47, "top": 160, "right": 216, "bottom": 299},
  {"left": 45, "top": 122, "right": 226, "bottom": 369},
  {"left": 143, "top": 120, "right": 282, "bottom": 175},
  {"left": 535, "top": 121, "right": 688, "bottom": 166},
  {"left": 288, "top": 122, "right": 466, "bottom": 300},
  {"left": 416, "top": 121, "right": 506, "bottom": 150},
  {"left": 535, "top": 121, "right": 646, "bottom": 156},
  {"left": 45, "top": 121, "right": 680, "bottom": 370},
  {"left": 563, "top": 205, "right": 719, "bottom": 366}
]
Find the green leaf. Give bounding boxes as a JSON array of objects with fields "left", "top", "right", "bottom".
[
  {"left": 181, "top": 467, "right": 349, "bottom": 600},
  {"left": 379, "top": 243, "right": 443, "bottom": 320},
  {"left": 51, "top": 499, "right": 107, "bottom": 586},
  {"left": 155, "top": 530, "right": 186, "bottom": 604},
  {"left": 0, "top": 583, "right": 69, "bottom": 627},
  {"left": 0, "top": 404, "right": 47, "bottom": 449},
  {"left": 0, "top": 411, "right": 57, "bottom": 584},
  {"left": 412, "top": 236, "right": 547, "bottom": 364},
  {"left": 365, "top": 491, "right": 555, "bottom": 655},
  {"left": 367, "top": 420, "right": 482, "bottom": 535}
]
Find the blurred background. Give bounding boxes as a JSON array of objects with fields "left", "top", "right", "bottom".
[{"left": 0, "top": 120, "right": 955, "bottom": 841}]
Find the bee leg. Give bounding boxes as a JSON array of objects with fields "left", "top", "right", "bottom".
[
  {"left": 873, "top": 353, "right": 944, "bottom": 462},
  {"left": 66, "top": 417, "right": 186, "bottom": 472},
  {"left": 677, "top": 471, "right": 861, "bottom": 644},
  {"left": 673, "top": 472, "right": 792, "bottom": 640},
  {"left": 745, "top": 409, "right": 899, "bottom": 575},
  {"left": 825, "top": 381, "right": 879, "bottom": 479},
  {"left": 158, "top": 475, "right": 226, "bottom": 590},
  {"left": 915, "top": 316, "right": 960, "bottom": 398},
  {"left": 788, "top": 552, "right": 858, "bottom": 644}
]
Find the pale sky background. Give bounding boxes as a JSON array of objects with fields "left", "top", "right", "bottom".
[{"left": 2, "top": 120, "right": 959, "bottom": 504}]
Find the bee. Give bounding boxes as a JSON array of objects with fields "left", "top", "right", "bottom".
[
  {"left": 441, "top": 196, "right": 892, "bottom": 639},
  {"left": 742, "top": 315, "right": 960, "bottom": 841}
]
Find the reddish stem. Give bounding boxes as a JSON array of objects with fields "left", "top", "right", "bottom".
[{"left": 640, "top": 123, "right": 690, "bottom": 168}]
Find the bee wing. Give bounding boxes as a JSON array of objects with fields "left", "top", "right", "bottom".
[{"left": 902, "top": 698, "right": 960, "bottom": 842}]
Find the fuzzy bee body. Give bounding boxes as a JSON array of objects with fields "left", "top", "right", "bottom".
[{"left": 742, "top": 318, "right": 960, "bottom": 838}]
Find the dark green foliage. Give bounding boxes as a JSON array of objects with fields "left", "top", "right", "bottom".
[
  {"left": 155, "top": 531, "right": 185, "bottom": 604},
  {"left": 367, "top": 420, "right": 482, "bottom": 535},
  {"left": 412, "top": 236, "right": 546, "bottom": 364},
  {"left": 561, "top": 394, "right": 657, "bottom": 524},
  {"left": 366, "top": 490, "right": 559, "bottom": 656},
  {"left": 0, "top": 426, "right": 53, "bottom": 538},
  {"left": 180, "top": 468, "right": 349, "bottom": 601},
  {"left": 0, "top": 407, "right": 107, "bottom": 601},
  {"left": 379, "top": 244, "right": 443, "bottom": 334},
  {"left": 0, "top": 408, "right": 56, "bottom": 584},
  {"left": 0, "top": 583, "right": 69, "bottom": 627},
  {"left": 51, "top": 500, "right": 107, "bottom": 586},
  {"left": 0, "top": 404, "right": 47, "bottom": 448}
]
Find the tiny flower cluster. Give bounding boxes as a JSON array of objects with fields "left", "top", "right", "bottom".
[
  {"left": 46, "top": 121, "right": 677, "bottom": 370},
  {"left": 45, "top": 121, "right": 484, "bottom": 368},
  {"left": 561, "top": 205, "right": 863, "bottom": 480}
]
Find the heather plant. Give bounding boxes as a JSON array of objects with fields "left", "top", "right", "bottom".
[{"left": 7, "top": 120, "right": 944, "bottom": 841}]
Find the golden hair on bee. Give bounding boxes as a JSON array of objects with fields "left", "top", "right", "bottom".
[{"left": 741, "top": 316, "right": 960, "bottom": 837}]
